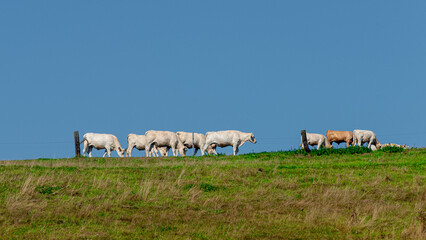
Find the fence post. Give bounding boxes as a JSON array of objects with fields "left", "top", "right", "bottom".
[
  {"left": 74, "top": 131, "right": 81, "bottom": 157},
  {"left": 300, "top": 130, "right": 310, "bottom": 153},
  {"left": 192, "top": 132, "right": 195, "bottom": 156}
]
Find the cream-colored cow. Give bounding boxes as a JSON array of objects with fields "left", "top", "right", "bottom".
[
  {"left": 353, "top": 129, "right": 381, "bottom": 149},
  {"left": 145, "top": 130, "right": 187, "bottom": 157},
  {"left": 300, "top": 133, "right": 332, "bottom": 150},
  {"left": 125, "top": 134, "right": 168, "bottom": 157},
  {"left": 81, "top": 133, "right": 125, "bottom": 157},
  {"left": 176, "top": 131, "right": 217, "bottom": 156},
  {"left": 202, "top": 130, "right": 256, "bottom": 156}
]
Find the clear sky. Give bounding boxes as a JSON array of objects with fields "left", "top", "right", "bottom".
[{"left": 1, "top": 1, "right": 425, "bottom": 159}]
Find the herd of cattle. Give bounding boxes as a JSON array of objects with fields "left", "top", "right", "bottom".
[
  {"left": 80, "top": 129, "right": 408, "bottom": 158},
  {"left": 302, "top": 129, "right": 409, "bottom": 151},
  {"left": 80, "top": 130, "right": 256, "bottom": 157}
]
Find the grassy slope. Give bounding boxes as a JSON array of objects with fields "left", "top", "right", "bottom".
[{"left": 0, "top": 149, "right": 425, "bottom": 239}]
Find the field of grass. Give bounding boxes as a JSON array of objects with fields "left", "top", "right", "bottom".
[{"left": 0, "top": 147, "right": 425, "bottom": 239}]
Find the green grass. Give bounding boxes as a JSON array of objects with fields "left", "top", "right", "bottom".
[{"left": 0, "top": 148, "right": 425, "bottom": 239}]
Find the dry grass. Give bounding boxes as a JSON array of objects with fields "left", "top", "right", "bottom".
[{"left": 0, "top": 149, "right": 425, "bottom": 239}]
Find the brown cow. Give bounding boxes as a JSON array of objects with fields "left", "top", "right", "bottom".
[{"left": 326, "top": 130, "right": 353, "bottom": 147}]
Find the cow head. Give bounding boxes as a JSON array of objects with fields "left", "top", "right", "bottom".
[
  {"left": 206, "top": 144, "right": 217, "bottom": 155},
  {"left": 178, "top": 146, "right": 187, "bottom": 156},
  {"left": 117, "top": 147, "right": 125, "bottom": 157},
  {"left": 158, "top": 147, "right": 169, "bottom": 157},
  {"left": 176, "top": 140, "right": 187, "bottom": 156},
  {"left": 249, "top": 133, "right": 257, "bottom": 144}
]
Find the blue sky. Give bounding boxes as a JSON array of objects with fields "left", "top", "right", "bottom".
[{"left": 1, "top": 1, "right": 425, "bottom": 159}]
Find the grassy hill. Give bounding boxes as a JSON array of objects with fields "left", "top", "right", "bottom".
[{"left": 0, "top": 147, "right": 425, "bottom": 239}]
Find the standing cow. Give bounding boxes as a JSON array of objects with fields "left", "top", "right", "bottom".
[
  {"left": 176, "top": 131, "right": 217, "bottom": 156},
  {"left": 300, "top": 133, "right": 332, "bottom": 150},
  {"left": 145, "top": 130, "right": 187, "bottom": 157},
  {"left": 326, "top": 130, "right": 353, "bottom": 147},
  {"left": 202, "top": 130, "right": 256, "bottom": 156},
  {"left": 81, "top": 133, "right": 125, "bottom": 157},
  {"left": 125, "top": 134, "right": 168, "bottom": 157},
  {"left": 353, "top": 129, "right": 381, "bottom": 149}
]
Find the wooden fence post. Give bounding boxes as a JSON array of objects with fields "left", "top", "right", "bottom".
[
  {"left": 300, "top": 130, "right": 310, "bottom": 153},
  {"left": 74, "top": 131, "right": 81, "bottom": 157}
]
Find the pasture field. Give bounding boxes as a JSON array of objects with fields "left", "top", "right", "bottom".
[{"left": 0, "top": 148, "right": 425, "bottom": 239}]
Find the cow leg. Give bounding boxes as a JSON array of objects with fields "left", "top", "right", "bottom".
[
  {"left": 152, "top": 146, "right": 159, "bottom": 157},
  {"left": 368, "top": 139, "right": 373, "bottom": 149},
  {"left": 150, "top": 145, "right": 157, "bottom": 157},
  {"left": 171, "top": 146, "right": 177, "bottom": 156},
  {"left": 145, "top": 142, "right": 153, "bottom": 157},
  {"left": 88, "top": 146, "right": 93, "bottom": 157},
  {"left": 203, "top": 141, "right": 216, "bottom": 155},
  {"left": 233, "top": 144, "right": 239, "bottom": 156},
  {"left": 126, "top": 145, "right": 134, "bottom": 157},
  {"left": 194, "top": 148, "right": 199, "bottom": 156},
  {"left": 103, "top": 150, "right": 107, "bottom": 157},
  {"left": 201, "top": 142, "right": 209, "bottom": 154},
  {"left": 82, "top": 141, "right": 88, "bottom": 157},
  {"left": 212, "top": 146, "right": 218, "bottom": 155},
  {"left": 318, "top": 139, "right": 324, "bottom": 150}
]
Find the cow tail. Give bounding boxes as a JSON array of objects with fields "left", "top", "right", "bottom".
[{"left": 80, "top": 138, "right": 86, "bottom": 145}]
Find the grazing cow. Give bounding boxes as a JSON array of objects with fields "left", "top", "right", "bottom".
[
  {"left": 176, "top": 131, "right": 217, "bottom": 156},
  {"left": 300, "top": 133, "right": 332, "bottom": 150},
  {"left": 145, "top": 130, "right": 187, "bottom": 157},
  {"left": 202, "top": 130, "right": 256, "bottom": 156},
  {"left": 381, "top": 143, "right": 410, "bottom": 149},
  {"left": 125, "top": 134, "right": 169, "bottom": 157},
  {"left": 81, "top": 133, "right": 124, "bottom": 157},
  {"left": 353, "top": 129, "right": 381, "bottom": 149},
  {"left": 326, "top": 130, "right": 353, "bottom": 147}
]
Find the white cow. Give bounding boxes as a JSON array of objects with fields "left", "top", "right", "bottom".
[
  {"left": 300, "top": 133, "right": 332, "bottom": 150},
  {"left": 176, "top": 132, "right": 217, "bottom": 156},
  {"left": 125, "top": 134, "right": 169, "bottom": 157},
  {"left": 202, "top": 130, "right": 256, "bottom": 156},
  {"left": 353, "top": 129, "right": 381, "bottom": 149},
  {"left": 145, "top": 130, "right": 187, "bottom": 157},
  {"left": 81, "top": 133, "right": 125, "bottom": 157}
]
